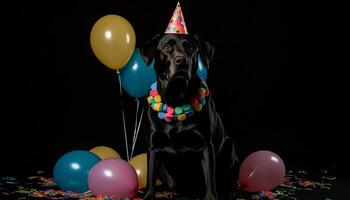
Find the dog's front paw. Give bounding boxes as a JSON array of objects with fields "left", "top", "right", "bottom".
[{"left": 143, "top": 190, "right": 155, "bottom": 200}]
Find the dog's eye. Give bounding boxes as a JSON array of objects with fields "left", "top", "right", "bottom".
[{"left": 162, "top": 44, "right": 172, "bottom": 53}]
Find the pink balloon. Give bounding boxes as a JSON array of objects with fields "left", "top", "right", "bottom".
[
  {"left": 88, "top": 158, "right": 138, "bottom": 198},
  {"left": 239, "top": 150, "right": 285, "bottom": 192}
]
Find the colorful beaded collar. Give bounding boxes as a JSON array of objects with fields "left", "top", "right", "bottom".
[{"left": 147, "top": 79, "right": 209, "bottom": 122}]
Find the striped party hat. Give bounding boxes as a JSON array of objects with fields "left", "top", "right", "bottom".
[{"left": 165, "top": 2, "right": 188, "bottom": 34}]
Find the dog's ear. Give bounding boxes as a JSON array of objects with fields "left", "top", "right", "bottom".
[
  {"left": 140, "top": 34, "right": 162, "bottom": 65},
  {"left": 194, "top": 35, "right": 214, "bottom": 69}
]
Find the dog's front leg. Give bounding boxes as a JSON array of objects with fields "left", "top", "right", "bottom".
[
  {"left": 143, "top": 149, "right": 159, "bottom": 200},
  {"left": 201, "top": 144, "right": 218, "bottom": 200}
]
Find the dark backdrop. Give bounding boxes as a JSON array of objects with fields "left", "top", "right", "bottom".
[{"left": 6, "top": 0, "right": 332, "bottom": 177}]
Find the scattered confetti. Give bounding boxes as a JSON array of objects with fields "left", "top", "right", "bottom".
[
  {"left": 321, "top": 176, "right": 336, "bottom": 181},
  {"left": 234, "top": 167, "right": 335, "bottom": 200},
  {"left": 0, "top": 167, "right": 335, "bottom": 199},
  {"left": 1, "top": 176, "right": 16, "bottom": 181}
]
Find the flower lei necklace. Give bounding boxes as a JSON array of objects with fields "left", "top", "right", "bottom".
[{"left": 147, "top": 79, "right": 209, "bottom": 122}]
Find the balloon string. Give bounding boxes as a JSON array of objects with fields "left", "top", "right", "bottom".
[
  {"left": 130, "top": 101, "right": 144, "bottom": 158},
  {"left": 117, "top": 70, "right": 130, "bottom": 161},
  {"left": 131, "top": 98, "right": 140, "bottom": 158}
]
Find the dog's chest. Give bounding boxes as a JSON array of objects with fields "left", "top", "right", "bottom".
[{"left": 152, "top": 125, "right": 207, "bottom": 154}]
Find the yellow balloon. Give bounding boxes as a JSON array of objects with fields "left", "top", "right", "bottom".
[
  {"left": 128, "top": 153, "right": 162, "bottom": 190},
  {"left": 89, "top": 146, "right": 121, "bottom": 159},
  {"left": 90, "top": 15, "right": 136, "bottom": 70}
]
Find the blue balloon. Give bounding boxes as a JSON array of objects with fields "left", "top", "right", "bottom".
[
  {"left": 53, "top": 150, "right": 100, "bottom": 193},
  {"left": 120, "top": 48, "right": 156, "bottom": 98},
  {"left": 197, "top": 55, "right": 208, "bottom": 80}
]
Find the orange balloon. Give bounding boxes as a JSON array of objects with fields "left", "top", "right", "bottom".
[
  {"left": 128, "top": 153, "right": 162, "bottom": 190},
  {"left": 89, "top": 146, "right": 121, "bottom": 160},
  {"left": 90, "top": 15, "right": 136, "bottom": 70}
]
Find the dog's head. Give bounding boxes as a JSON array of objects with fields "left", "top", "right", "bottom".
[{"left": 141, "top": 34, "right": 213, "bottom": 106}]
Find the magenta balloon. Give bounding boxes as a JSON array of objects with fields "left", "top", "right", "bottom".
[
  {"left": 239, "top": 150, "right": 285, "bottom": 192},
  {"left": 88, "top": 158, "right": 138, "bottom": 198}
]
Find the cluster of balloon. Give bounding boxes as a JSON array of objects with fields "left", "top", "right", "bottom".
[
  {"left": 53, "top": 146, "right": 139, "bottom": 199},
  {"left": 90, "top": 15, "right": 209, "bottom": 99},
  {"left": 239, "top": 150, "right": 286, "bottom": 192},
  {"left": 89, "top": 14, "right": 154, "bottom": 98}
]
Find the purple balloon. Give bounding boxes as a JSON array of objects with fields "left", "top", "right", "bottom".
[
  {"left": 88, "top": 158, "right": 138, "bottom": 198},
  {"left": 239, "top": 150, "right": 285, "bottom": 192}
]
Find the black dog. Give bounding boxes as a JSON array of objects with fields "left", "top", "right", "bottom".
[{"left": 141, "top": 33, "right": 238, "bottom": 200}]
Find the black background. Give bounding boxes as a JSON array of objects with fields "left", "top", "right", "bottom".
[{"left": 6, "top": 0, "right": 333, "bottom": 179}]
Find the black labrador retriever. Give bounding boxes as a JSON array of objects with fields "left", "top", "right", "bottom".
[{"left": 141, "top": 33, "right": 238, "bottom": 200}]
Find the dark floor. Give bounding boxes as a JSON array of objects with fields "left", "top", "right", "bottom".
[{"left": 0, "top": 166, "right": 337, "bottom": 200}]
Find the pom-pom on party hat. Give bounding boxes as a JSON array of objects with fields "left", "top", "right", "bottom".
[{"left": 165, "top": 2, "right": 188, "bottom": 34}]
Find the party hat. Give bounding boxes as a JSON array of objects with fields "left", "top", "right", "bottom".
[{"left": 165, "top": 2, "right": 188, "bottom": 34}]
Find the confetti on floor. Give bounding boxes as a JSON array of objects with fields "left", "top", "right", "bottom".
[{"left": 0, "top": 167, "right": 335, "bottom": 200}]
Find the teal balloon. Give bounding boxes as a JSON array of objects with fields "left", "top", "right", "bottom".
[
  {"left": 53, "top": 150, "right": 100, "bottom": 193},
  {"left": 120, "top": 48, "right": 156, "bottom": 98},
  {"left": 197, "top": 55, "right": 208, "bottom": 80}
]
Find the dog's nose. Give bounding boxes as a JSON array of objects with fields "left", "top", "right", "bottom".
[{"left": 175, "top": 56, "right": 187, "bottom": 66}]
